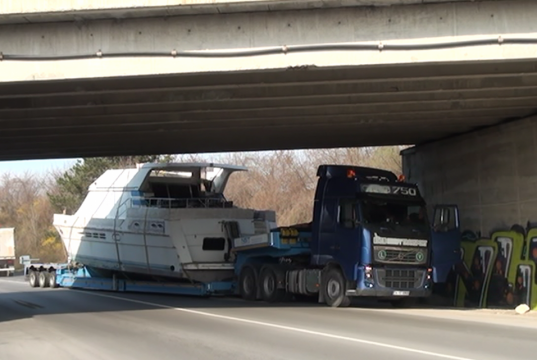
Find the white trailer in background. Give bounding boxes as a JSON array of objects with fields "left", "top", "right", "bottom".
[{"left": 0, "top": 228, "right": 15, "bottom": 276}]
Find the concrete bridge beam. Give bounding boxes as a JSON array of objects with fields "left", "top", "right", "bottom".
[{"left": 0, "top": 1, "right": 536, "bottom": 82}]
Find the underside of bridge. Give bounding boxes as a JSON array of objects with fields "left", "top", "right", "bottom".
[{"left": 1, "top": 58, "right": 537, "bottom": 161}]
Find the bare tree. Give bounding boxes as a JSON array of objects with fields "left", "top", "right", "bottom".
[
  {"left": 0, "top": 172, "right": 66, "bottom": 263},
  {"left": 219, "top": 146, "right": 405, "bottom": 226}
]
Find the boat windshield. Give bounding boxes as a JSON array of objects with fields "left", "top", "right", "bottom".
[{"left": 136, "top": 166, "right": 234, "bottom": 209}]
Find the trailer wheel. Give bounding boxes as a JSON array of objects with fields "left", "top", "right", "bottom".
[
  {"left": 259, "top": 266, "right": 285, "bottom": 303},
  {"left": 28, "top": 270, "right": 39, "bottom": 288},
  {"left": 322, "top": 268, "right": 351, "bottom": 308},
  {"left": 38, "top": 271, "right": 49, "bottom": 288},
  {"left": 239, "top": 266, "right": 258, "bottom": 301},
  {"left": 48, "top": 271, "right": 58, "bottom": 288}
]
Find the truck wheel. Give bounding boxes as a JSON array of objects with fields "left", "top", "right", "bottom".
[
  {"left": 259, "top": 266, "right": 285, "bottom": 303},
  {"left": 28, "top": 271, "right": 39, "bottom": 288},
  {"left": 38, "top": 271, "right": 49, "bottom": 288},
  {"left": 239, "top": 266, "right": 258, "bottom": 301},
  {"left": 322, "top": 268, "right": 351, "bottom": 308}
]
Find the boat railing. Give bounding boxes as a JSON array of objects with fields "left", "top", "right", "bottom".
[{"left": 130, "top": 197, "right": 234, "bottom": 209}]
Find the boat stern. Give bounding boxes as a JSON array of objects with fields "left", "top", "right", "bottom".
[{"left": 52, "top": 213, "right": 81, "bottom": 259}]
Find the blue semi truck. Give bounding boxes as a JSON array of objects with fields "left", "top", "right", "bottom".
[{"left": 25, "top": 164, "right": 461, "bottom": 307}]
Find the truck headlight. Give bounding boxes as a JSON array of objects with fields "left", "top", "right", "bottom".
[
  {"left": 365, "top": 265, "right": 373, "bottom": 279},
  {"left": 364, "top": 265, "right": 374, "bottom": 288}
]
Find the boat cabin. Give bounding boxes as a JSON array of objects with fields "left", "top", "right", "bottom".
[{"left": 74, "top": 163, "right": 247, "bottom": 218}]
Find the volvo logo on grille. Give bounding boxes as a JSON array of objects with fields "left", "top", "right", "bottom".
[{"left": 378, "top": 249, "right": 387, "bottom": 260}]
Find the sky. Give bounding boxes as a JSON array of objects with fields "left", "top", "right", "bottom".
[
  {"left": 0, "top": 152, "right": 241, "bottom": 177},
  {"left": 0, "top": 152, "right": 246, "bottom": 177},
  {"left": 0, "top": 158, "right": 80, "bottom": 176},
  {"left": 0, "top": 150, "right": 312, "bottom": 177}
]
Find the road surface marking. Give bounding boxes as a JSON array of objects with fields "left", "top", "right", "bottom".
[
  {"left": 0, "top": 279, "right": 478, "bottom": 359},
  {"left": 0, "top": 279, "right": 482, "bottom": 359},
  {"left": 78, "top": 289, "right": 477, "bottom": 360}
]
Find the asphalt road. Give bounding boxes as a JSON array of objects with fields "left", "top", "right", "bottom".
[{"left": 0, "top": 277, "right": 535, "bottom": 360}]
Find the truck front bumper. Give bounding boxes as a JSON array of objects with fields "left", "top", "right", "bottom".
[
  {"left": 346, "top": 287, "right": 432, "bottom": 297},
  {"left": 347, "top": 264, "right": 433, "bottom": 298},
  {"left": 0, "top": 267, "right": 15, "bottom": 276}
]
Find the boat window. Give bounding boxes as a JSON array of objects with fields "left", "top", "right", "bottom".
[
  {"left": 202, "top": 237, "right": 226, "bottom": 251},
  {"left": 150, "top": 183, "right": 199, "bottom": 199}
]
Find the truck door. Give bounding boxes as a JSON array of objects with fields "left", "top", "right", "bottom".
[
  {"left": 431, "top": 204, "right": 462, "bottom": 283},
  {"left": 314, "top": 197, "right": 359, "bottom": 279}
]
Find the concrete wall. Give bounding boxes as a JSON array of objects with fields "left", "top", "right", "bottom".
[{"left": 402, "top": 115, "right": 537, "bottom": 236}]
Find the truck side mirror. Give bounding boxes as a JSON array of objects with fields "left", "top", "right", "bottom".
[{"left": 19, "top": 255, "right": 31, "bottom": 266}]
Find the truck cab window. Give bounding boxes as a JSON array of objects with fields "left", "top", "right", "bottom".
[
  {"left": 361, "top": 200, "right": 426, "bottom": 226},
  {"left": 433, "top": 206, "right": 457, "bottom": 232},
  {"left": 320, "top": 205, "right": 336, "bottom": 232},
  {"left": 338, "top": 199, "right": 356, "bottom": 228}
]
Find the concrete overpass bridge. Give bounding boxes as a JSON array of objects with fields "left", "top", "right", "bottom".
[
  {"left": 1, "top": 0, "right": 536, "bottom": 160},
  {"left": 2, "top": 0, "right": 537, "bottom": 239}
]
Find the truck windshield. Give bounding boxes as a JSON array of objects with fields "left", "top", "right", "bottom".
[{"left": 360, "top": 198, "right": 426, "bottom": 226}]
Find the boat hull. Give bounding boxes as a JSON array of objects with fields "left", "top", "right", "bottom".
[{"left": 53, "top": 207, "right": 275, "bottom": 283}]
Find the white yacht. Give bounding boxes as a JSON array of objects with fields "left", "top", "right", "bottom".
[{"left": 53, "top": 162, "right": 277, "bottom": 283}]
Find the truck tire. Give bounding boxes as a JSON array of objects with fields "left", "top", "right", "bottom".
[
  {"left": 48, "top": 271, "right": 58, "bottom": 288},
  {"left": 38, "top": 271, "right": 49, "bottom": 288},
  {"left": 29, "top": 271, "right": 39, "bottom": 288},
  {"left": 239, "top": 266, "right": 258, "bottom": 301},
  {"left": 322, "top": 268, "right": 351, "bottom": 308},
  {"left": 259, "top": 266, "right": 285, "bottom": 303}
]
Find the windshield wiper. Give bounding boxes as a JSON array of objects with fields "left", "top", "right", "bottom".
[
  {"left": 379, "top": 222, "right": 396, "bottom": 232},
  {"left": 380, "top": 226, "right": 391, "bottom": 232}
]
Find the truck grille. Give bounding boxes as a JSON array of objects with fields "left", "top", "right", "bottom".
[
  {"left": 373, "top": 246, "right": 427, "bottom": 265},
  {"left": 375, "top": 268, "right": 424, "bottom": 289}
]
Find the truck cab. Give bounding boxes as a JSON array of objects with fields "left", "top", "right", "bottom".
[
  {"left": 231, "top": 164, "right": 461, "bottom": 307},
  {"left": 310, "top": 165, "right": 434, "bottom": 306}
]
